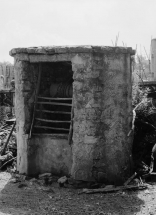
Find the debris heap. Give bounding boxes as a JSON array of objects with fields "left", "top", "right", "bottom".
[{"left": 0, "top": 118, "right": 16, "bottom": 172}]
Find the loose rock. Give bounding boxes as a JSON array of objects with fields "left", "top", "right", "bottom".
[
  {"left": 38, "top": 173, "right": 52, "bottom": 178},
  {"left": 57, "top": 176, "right": 68, "bottom": 187}
]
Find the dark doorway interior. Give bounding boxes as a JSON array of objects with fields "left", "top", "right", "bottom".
[{"left": 33, "top": 62, "right": 73, "bottom": 134}]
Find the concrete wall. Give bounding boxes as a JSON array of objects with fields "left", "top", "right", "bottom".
[
  {"left": 28, "top": 135, "right": 72, "bottom": 176},
  {"left": 12, "top": 46, "right": 134, "bottom": 184},
  {"left": 14, "top": 59, "right": 35, "bottom": 174},
  {"left": 71, "top": 52, "right": 133, "bottom": 184}
]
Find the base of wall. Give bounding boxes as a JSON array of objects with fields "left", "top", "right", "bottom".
[{"left": 27, "top": 135, "right": 72, "bottom": 176}]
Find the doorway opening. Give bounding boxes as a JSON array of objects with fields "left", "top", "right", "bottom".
[{"left": 32, "top": 61, "right": 73, "bottom": 135}]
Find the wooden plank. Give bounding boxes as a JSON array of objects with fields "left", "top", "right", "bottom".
[
  {"left": 124, "top": 172, "right": 137, "bottom": 186},
  {"left": 0, "top": 157, "right": 16, "bottom": 170},
  {"left": 38, "top": 96, "right": 72, "bottom": 101},
  {"left": 29, "top": 63, "right": 42, "bottom": 138},
  {"left": 37, "top": 101, "right": 72, "bottom": 106},
  {"left": 34, "top": 125, "right": 69, "bottom": 131},
  {"left": 68, "top": 100, "right": 74, "bottom": 145},
  {"left": 80, "top": 184, "right": 148, "bottom": 194},
  {"left": 32, "top": 133, "right": 68, "bottom": 137},
  {"left": 1, "top": 121, "right": 16, "bottom": 156},
  {"left": 35, "top": 118, "right": 71, "bottom": 123},
  {"left": 36, "top": 109, "right": 71, "bottom": 114}
]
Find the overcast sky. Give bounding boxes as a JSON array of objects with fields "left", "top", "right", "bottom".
[{"left": 0, "top": 0, "right": 156, "bottom": 63}]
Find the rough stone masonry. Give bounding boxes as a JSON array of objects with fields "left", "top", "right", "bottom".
[{"left": 10, "top": 46, "right": 135, "bottom": 185}]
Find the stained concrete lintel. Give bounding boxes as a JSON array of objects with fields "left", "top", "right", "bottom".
[{"left": 10, "top": 46, "right": 135, "bottom": 57}]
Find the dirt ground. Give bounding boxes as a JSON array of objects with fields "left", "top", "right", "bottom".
[{"left": 0, "top": 172, "right": 156, "bottom": 215}]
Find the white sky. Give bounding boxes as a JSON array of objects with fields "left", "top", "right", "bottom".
[{"left": 0, "top": 0, "right": 156, "bottom": 63}]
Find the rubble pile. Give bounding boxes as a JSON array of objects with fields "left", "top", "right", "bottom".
[
  {"left": 0, "top": 118, "right": 17, "bottom": 172},
  {"left": 132, "top": 97, "right": 156, "bottom": 177}
]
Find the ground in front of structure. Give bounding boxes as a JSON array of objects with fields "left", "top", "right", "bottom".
[{"left": 0, "top": 172, "right": 156, "bottom": 215}]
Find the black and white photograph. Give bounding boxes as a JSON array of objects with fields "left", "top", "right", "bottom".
[{"left": 0, "top": 0, "right": 156, "bottom": 214}]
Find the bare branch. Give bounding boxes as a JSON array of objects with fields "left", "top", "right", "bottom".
[{"left": 111, "top": 40, "right": 114, "bottom": 46}]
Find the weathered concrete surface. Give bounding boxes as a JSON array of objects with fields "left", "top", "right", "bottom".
[
  {"left": 11, "top": 46, "right": 135, "bottom": 184},
  {"left": 13, "top": 58, "right": 73, "bottom": 176},
  {"left": 14, "top": 60, "right": 29, "bottom": 173},
  {"left": 28, "top": 135, "right": 72, "bottom": 176},
  {"left": 10, "top": 46, "right": 135, "bottom": 57},
  {"left": 71, "top": 52, "right": 133, "bottom": 184}
]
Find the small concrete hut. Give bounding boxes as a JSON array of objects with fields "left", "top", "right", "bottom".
[{"left": 10, "top": 45, "right": 135, "bottom": 184}]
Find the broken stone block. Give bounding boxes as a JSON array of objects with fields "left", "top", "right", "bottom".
[
  {"left": 9, "top": 178, "right": 18, "bottom": 183},
  {"left": 38, "top": 173, "right": 52, "bottom": 179},
  {"left": 29, "top": 178, "right": 37, "bottom": 182},
  {"left": 57, "top": 176, "right": 68, "bottom": 186}
]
